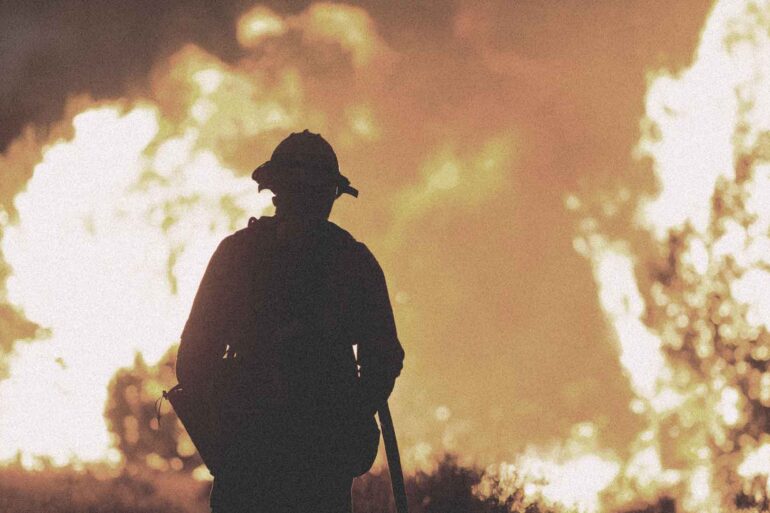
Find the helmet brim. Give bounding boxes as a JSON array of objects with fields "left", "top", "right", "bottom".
[{"left": 251, "top": 160, "right": 358, "bottom": 198}]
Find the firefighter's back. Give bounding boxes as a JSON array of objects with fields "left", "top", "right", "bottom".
[
  {"left": 178, "top": 130, "right": 404, "bottom": 513},
  {"left": 211, "top": 216, "right": 364, "bottom": 513}
]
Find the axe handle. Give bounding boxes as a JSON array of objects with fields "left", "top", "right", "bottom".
[{"left": 378, "top": 402, "right": 408, "bottom": 513}]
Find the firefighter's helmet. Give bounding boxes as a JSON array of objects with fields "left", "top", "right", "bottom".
[{"left": 252, "top": 130, "right": 358, "bottom": 198}]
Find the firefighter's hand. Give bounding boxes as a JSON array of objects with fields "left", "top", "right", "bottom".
[{"left": 358, "top": 373, "right": 397, "bottom": 415}]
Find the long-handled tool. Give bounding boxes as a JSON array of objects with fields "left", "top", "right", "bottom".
[{"left": 378, "top": 402, "right": 408, "bottom": 513}]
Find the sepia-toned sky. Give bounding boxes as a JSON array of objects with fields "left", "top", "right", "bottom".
[{"left": 0, "top": 0, "right": 716, "bottom": 474}]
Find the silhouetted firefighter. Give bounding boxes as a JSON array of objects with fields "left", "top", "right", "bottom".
[{"left": 171, "top": 130, "right": 405, "bottom": 513}]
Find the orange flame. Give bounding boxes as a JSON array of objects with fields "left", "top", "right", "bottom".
[{"left": 4, "top": 2, "right": 770, "bottom": 512}]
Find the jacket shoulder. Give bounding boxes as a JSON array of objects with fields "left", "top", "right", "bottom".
[
  {"left": 324, "top": 222, "right": 374, "bottom": 257},
  {"left": 229, "top": 216, "right": 274, "bottom": 239},
  {"left": 214, "top": 216, "right": 272, "bottom": 256},
  {"left": 323, "top": 221, "right": 357, "bottom": 244},
  {"left": 320, "top": 222, "right": 384, "bottom": 272}
]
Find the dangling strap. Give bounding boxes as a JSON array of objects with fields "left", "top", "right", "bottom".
[{"left": 155, "top": 392, "right": 167, "bottom": 428}]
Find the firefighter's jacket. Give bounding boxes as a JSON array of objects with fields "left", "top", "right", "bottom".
[{"left": 176, "top": 215, "right": 404, "bottom": 417}]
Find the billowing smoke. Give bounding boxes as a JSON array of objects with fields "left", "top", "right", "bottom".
[{"left": 0, "top": 1, "right": 730, "bottom": 511}]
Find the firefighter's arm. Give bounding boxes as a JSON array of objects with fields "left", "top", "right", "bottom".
[
  {"left": 355, "top": 246, "right": 405, "bottom": 414},
  {"left": 176, "top": 238, "right": 234, "bottom": 387}
]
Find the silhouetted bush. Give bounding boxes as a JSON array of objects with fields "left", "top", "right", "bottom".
[
  {"left": 353, "top": 455, "right": 557, "bottom": 513},
  {"left": 0, "top": 456, "right": 699, "bottom": 513},
  {"left": 104, "top": 346, "right": 203, "bottom": 474}
]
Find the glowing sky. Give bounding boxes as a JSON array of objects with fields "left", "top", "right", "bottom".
[{"left": 1, "top": 1, "right": 748, "bottom": 511}]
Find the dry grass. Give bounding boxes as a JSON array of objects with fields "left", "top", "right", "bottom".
[
  {"left": 0, "top": 463, "right": 205, "bottom": 513},
  {"left": 0, "top": 455, "right": 681, "bottom": 513}
]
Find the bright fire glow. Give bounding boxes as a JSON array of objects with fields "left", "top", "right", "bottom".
[
  {"left": 574, "top": 0, "right": 770, "bottom": 511},
  {"left": 298, "top": 3, "right": 386, "bottom": 67},
  {"left": 5, "top": 0, "right": 770, "bottom": 512},
  {"left": 0, "top": 102, "right": 271, "bottom": 466},
  {"left": 0, "top": 1, "right": 509, "bottom": 473},
  {"left": 476, "top": 423, "right": 620, "bottom": 513},
  {"left": 237, "top": 6, "right": 287, "bottom": 48}
]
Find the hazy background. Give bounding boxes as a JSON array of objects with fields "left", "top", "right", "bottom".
[{"left": 0, "top": 0, "right": 715, "bottom": 468}]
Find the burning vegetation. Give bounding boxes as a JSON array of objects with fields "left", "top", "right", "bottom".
[{"left": 5, "top": 0, "right": 770, "bottom": 512}]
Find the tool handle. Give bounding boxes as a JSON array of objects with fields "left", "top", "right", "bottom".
[{"left": 378, "top": 402, "right": 408, "bottom": 513}]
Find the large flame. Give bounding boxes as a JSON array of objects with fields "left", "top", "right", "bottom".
[
  {"left": 0, "top": 2, "right": 512, "bottom": 471},
  {"left": 5, "top": 1, "right": 770, "bottom": 512},
  {"left": 0, "top": 100, "right": 273, "bottom": 466},
  {"left": 570, "top": 0, "right": 770, "bottom": 511},
  {"left": 478, "top": 0, "right": 770, "bottom": 511}
]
